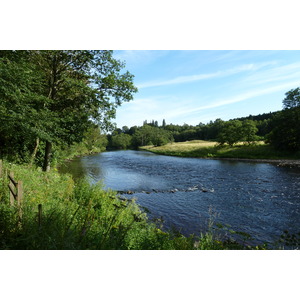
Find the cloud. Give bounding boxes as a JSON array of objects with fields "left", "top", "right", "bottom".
[
  {"left": 115, "top": 79, "right": 299, "bottom": 128},
  {"left": 172, "top": 80, "right": 300, "bottom": 118},
  {"left": 240, "top": 61, "right": 300, "bottom": 86},
  {"left": 137, "top": 61, "right": 277, "bottom": 89}
]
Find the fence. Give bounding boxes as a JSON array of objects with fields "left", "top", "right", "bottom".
[
  {"left": 1, "top": 159, "right": 43, "bottom": 227},
  {"left": 1, "top": 160, "right": 23, "bottom": 221},
  {"left": 8, "top": 171, "right": 23, "bottom": 221}
]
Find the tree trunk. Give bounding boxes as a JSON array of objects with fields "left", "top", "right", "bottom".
[
  {"left": 30, "top": 137, "right": 40, "bottom": 166},
  {"left": 43, "top": 141, "right": 52, "bottom": 172}
]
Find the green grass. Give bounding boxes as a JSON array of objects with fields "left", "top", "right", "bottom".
[{"left": 141, "top": 140, "right": 300, "bottom": 160}]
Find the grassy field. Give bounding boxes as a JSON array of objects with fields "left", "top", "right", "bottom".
[{"left": 141, "top": 140, "right": 300, "bottom": 160}]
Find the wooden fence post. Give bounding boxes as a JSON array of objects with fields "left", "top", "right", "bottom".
[
  {"left": 38, "top": 204, "right": 42, "bottom": 228},
  {"left": 17, "top": 181, "right": 23, "bottom": 221},
  {"left": 9, "top": 171, "right": 15, "bottom": 206},
  {"left": 8, "top": 171, "right": 23, "bottom": 217}
]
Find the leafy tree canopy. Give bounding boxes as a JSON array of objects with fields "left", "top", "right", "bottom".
[
  {"left": 283, "top": 87, "right": 300, "bottom": 109},
  {"left": 0, "top": 50, "right": 137, "bottom": 170}
]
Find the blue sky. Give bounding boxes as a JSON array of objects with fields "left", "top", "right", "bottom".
[{"left": 113, "top": 50, "right": 300, "bottom": 128}]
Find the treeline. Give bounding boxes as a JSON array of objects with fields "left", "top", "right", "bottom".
[
  {"left": 108, "top": 123, "right": 174, "bottom": 149},
  {"left": 107, "top": 113, "right": 275, "bottom": 149},
  {"left": 108, "top": 88, "right": 300, "bottom": 152}
]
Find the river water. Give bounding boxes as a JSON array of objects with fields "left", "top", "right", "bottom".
[{"left": 59, "top": 150, "right": 300, "bottom": 245}]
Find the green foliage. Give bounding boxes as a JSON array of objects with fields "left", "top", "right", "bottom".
[
  {"left": 265, "top": 87, "right": 300, "bottom": 152},
  {"left": 130, "top": 125, "right": 173, "bottom": 148},
  {"left": 241, "top": 120, "right": 259, "bottom": 144},
  {"left": 283, "top": 87, "right": 300, "bottom": 109},
  {"left": 267, "top": 107, "right": 300, "bottom": 151},
  {"left": 55, "top": 126, "right": 108, "bottom": 162},
  {"left": 217, "top": 120, "right": 244, "bottom": 146},
  {"left": 110, "top": 133, "right": 132, "bottom": 149},
  {"left": 132, "top": 125, "right": 155, "bottom": 147},
  {"left": 0, "top": 50, "right": 137, "bottom": 169},
  {"left": 216, "top": 120, "right": 258, "bottom": 146}
]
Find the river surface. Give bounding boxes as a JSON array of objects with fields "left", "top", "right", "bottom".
[{"left": 59, "top": 150, "right": 300, "bottom": 246}]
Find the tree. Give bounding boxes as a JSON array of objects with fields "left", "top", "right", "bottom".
[
  {"left": 132, "top": 125, "right": 153, "bottom": 147},
  {"left": 283, "top": 87, "right": 300, "bottom": 109},
  {"left": 217, "top": 120, "right": 243, "bottom": 146},
  {"left": 111, "top": 133, "right": 132, "bottom": 149},
  {"left": 0, "top": 50, "right": 137, "bottom": 170},
  {"left": 131, "top": 125, "right": 173, "bottom": 147},
  {"left": 82, "top": 126, "right": 108, "bottom": 153},
  {"left": 122, "top": 126, "right": 129, "bottom": 134},
  {"left": 0, "top": 51, "right": 48, "bottom": 163},
  {"left": 267, "top": 88, "right": 300, "bottom": 151},
  {"left": 203, "top": 118, "right": 225, "bottom": 140},
  {"left": 267, "top": 107, "right": 300, "bottom": 151},
  {"left": 241, "top": 120, "right": 258, "bottom": 145}
]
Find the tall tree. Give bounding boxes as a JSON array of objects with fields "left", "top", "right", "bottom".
[
  {"left": 217, "top": 120, "right": 243, "bottom": 146},
  {"left": 241, "top": 120, "right": 258, "bottom": 145}
]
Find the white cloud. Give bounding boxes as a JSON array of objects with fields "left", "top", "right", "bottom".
[
  {"left": 173, "top": 80, "right": 300, "bottom": 117},
  {"left": 137, "top": 61, "right": 277, "bottom": 89}
]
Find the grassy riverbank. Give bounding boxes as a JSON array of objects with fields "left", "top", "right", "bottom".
[
  {"left": 141, "top": 140, "right": 300, "bottom": 161},
  {"left": 0, "top": 160, "right": 279, "bottom": 250}
]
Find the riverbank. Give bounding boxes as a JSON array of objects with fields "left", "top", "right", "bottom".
[
  {"left": 140, "top": 140, "right": 300, "bottom": 167},
  {"left": 2, "top": 159, "right": 272, "bottom": 250}
]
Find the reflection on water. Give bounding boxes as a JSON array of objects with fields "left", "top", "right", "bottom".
[{"left": 59, "top": 150, "right": 300, "bottom": 245}]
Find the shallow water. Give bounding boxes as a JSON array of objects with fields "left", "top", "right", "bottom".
[{"left": 59, "top": 150, "right": 300, "bottom": 245}]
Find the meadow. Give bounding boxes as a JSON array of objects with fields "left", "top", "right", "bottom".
[{"left": 141, "top": 140, "right": 300, "bottom": 161}]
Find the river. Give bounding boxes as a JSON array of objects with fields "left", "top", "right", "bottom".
[{"left": 59, "top": 150, "right": 300, "bottom": 246}]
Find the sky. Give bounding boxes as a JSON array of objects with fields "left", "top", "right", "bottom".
[{"left": 113, "top": 50, "right": 300, "bottom": 129}]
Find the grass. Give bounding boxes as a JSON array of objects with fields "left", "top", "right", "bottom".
[{"left": 141, "top": 140, "right": 300, "bottom": 160}]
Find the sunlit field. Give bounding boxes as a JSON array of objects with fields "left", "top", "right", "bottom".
[
  {"left": 143, "top": 140, "right": 217, "bottom": 152},
  {"left": 140, "top": 140, "right": 299, "bottom": 160}
]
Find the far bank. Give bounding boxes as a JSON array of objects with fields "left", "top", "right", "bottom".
[{"left": 140, "top": 140, "right": 300, "bottom": 167}]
